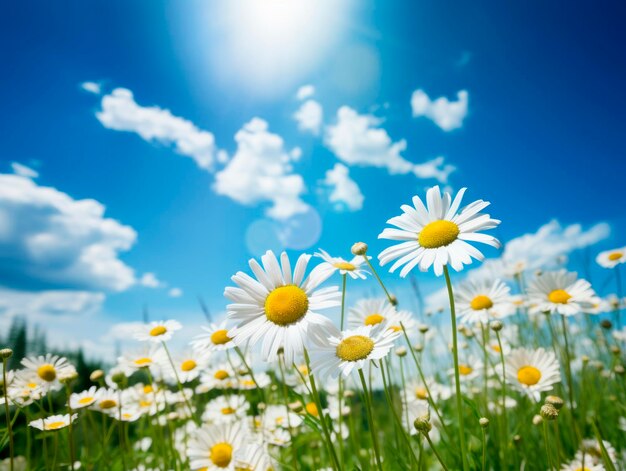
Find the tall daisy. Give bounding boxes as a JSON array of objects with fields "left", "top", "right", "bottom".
[
  {"left": 191, "top": 321, "right": 236, "bottom": 352},
  {"left": 134, "top": 320, "right": 182, "bottom": 343},
  {"left": 505, "top": 348, "right": 561, "bottom": 401},
  {"left": 596, "top": 246, "right": 626, "bottom": 268},
  {"left": 225, "top": 250, "right": 340, "bottom": 363},
  {"left": 348, "top": 298, "right": 397, "bottom": 330},
  {"left": 314, "top": 248, "right": 370, "bottom": 280},
  {"left": 203, "top": 394, "right": 250, "bottom": 424},
  {"left": 233, "top": 443, "right": 275, "bottom": 471},
  {"left": 161, "top": 350, "right": 211, "bottom": 384},
  {"left": 29, "top": 413, "right": 77, "bottom": 432},
  {"left": 186, "top": 421, "right": 249, "bottom": 470},
  {"left": 378, "top": 186, "right": 501, "bottom": 277},
  {"left": 21, "top": 354, "right": 75, "bottom": 391},
  {"left": 309, "top": 325, "right": 400, "bottom": 380},
  {"left": 455, "top": 279, "right": 515, "bottom": 324},
  {"left": 527, "top": 271, "right": 599, "bottom": 316},
  {"left": 69, "top": 386, "right": 98, "bottom": 410}
]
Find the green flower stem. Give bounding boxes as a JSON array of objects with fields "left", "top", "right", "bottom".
[
  {"left": 358, "top": 368, "right": 383, "bottom": 471},
  {"left": 303, "top": 349, "right": 341, "bottom": 471},
  {"left": 424, "top": 432, "right": 450, "bottom": 471},
  {"left": 443, "top": 265, "right": 470, "bottom": 471},
  {"left": 277, "top": 354, "right": 299, "bottom": 470},
  {"left": 2, "top": 358, "right": 14, "bottom": 471},
  {"left": 363, "top": 256, "right": 394, "bottom": 305},
  {"left": 495, "top": 329, "right": 509, "bottom": 470}
]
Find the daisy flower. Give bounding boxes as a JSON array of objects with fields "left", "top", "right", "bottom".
[
  {"left": 198, "top": 364, "right": 237, "bottom": 392},
  {"left": 6, "top": 372, "right": 45, "bottom": 406},
  {"left": 117, "top": 345, "right": 165, "bottom": 375},
  {"left": 505, "top": 348, "right": 561, "bottom": 401},
  {"left": 449, "top": 358, "right": 482, "bottom": 383},
  {"left": 259, "top": 405, "right": 303, "bottom": 431},
  {"left": 575, "top": 438, "right": 618, "bottom": 466},
  {"left": 596, "top": 246, "right": 626, "bottom": 269},
  {"left": 134, "top": 320, "right": 182, "bottom": 343},
  {"left": 309, "top": 325, "right": 401, "bottom": 380},
  {"left": 186, "top": 421, "right": 249, "bottom": 470},
  {"left": 527, "top": 271, "right": 599, "bottom": 316},
  {"left": 238, "top": 372, "right": 271, "bottom": 390},
  {"left": 203, "top": 394, "right": 250, "bottom": 424},
  {"left": 559, "top": 459, "right": 603, "bottom": 471},
  {"left": 378, "top": 186, "right": 501, "bottom": 277},
  {"left": 455, "top": 279, "right": 515, "bottom": 324},
  {"left": 162, "top": 350, "right": 211, "bottom": 384},
  {"left": 69, "top": 386, "right": 98, "bottom": 409},
  {"left": 225, "top": 250, "right": 340, "bottom": 364},
  {"left": 191, "top": 320, "right": 236, "bottom": 352},
  {"left": 92, "top": 388, "right": 121, "bottom": 415},
  {"left": 347, "top": 298, "right": 398, "bottom": 330},
  {"left": 314, "top": 248, "right": 370, "bottom": 280},
  {"left": 21, "top": 354, "right": 75, "bottom": 391},
  {"left": 233, "top": 443, "right": 275, "bottom": 471},
  {"left": 29, "top": 413, "right": 77, "bottom": 431}
]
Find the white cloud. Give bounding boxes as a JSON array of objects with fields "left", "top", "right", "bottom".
[
  {"left": 96, "top": 88, "right": 218, "bottom": 170},
  {"left": 11, "top": 162, "right": 39, "bottom": 179},
  {"left": 80, "top": 81, "right": 101, "bottom": 95},
  {"left": 168, "top": 287, "right": 183, "bottom": 298},
  {"left": 322, "top": 163, "right": 364, "bottom": 211},
  {"left": 325, "top": 106, "right": 455, "bottom": 183},
  {"left": 411, "top": 89, "right": 468, "bottom": 131},
  {"left": 139, "top": 272, "right": 163, "bottom": 289},
  {"left": 0, "top": 288, "right": 105, "bottom": 318},
  {"left": 0, "top": 173, "right": 137, "bottom": 292},
  {"left": 293, "top": 100, "right": 323, "bottom": 135},
  {"left": 296, "top": 85, "right": 315, "bottom": 100},
  {"left": 214, "top": 118, "right": 309, "bottom": 220},
  {"left": 425, "top": 220, "right": 610, "bottom": 309}
]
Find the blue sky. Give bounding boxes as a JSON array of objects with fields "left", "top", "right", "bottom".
[{"left": 1, "top": 1, "right": 625, "bottom": 357}]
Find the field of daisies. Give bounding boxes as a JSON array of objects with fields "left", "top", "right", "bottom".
[{"left": 1, "top": 185, "right": 625, "bottom": 471}]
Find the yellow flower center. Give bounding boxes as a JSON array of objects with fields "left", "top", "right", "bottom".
[
  {"left": 78, "top": 397, "right": 94, "bottom": 405},
  {"left": 548, "top": 289, "right": 571, "bottom": 304},
  {"left": 235, "top": 467, "right": 254, "bottom": 471},
  {"left": 608, "top": 251, "right": 623, "bottom": 261},
  {"left": 221, "top": 407, "right": 236, "bottom": 415},
  {"left": 241, "top": 379, "right": 255, "bottom": 387},
  {"left": 264, "top": 285, "right": 309, "bottom": 326},
  {"left": 333, "top": 261, "right": 356, "bottom": 271},
  {"left": 181, "top": 360, "right": 197, "bottom": 372},
  {"left": 214, "top": 370, "right": 230, "bottom": 380},
  {"left": 389, "top": 325, "right": 402, "bottom": 332},
  {"left": 210, "top": 442, "right": 233, "bottom": 468},
  {"left": 45, "top": 421, "right": 66, "bottom": 430},
  {"left": 134, "top": 357, "right": 152, "bottom": 366},
  {"left": 149, "top": 325, "right": 167, "bottom": 337},
  {"left": 99, "top": 399, "right": 117, "bottom": 409},
  {"left": 143, "top": 385, "right": 153, "bottom": 394},
  {"left": 491, "top": 344, "right": 501, "bottom": 353},
  {"left": 415, "top": 387, "right": 429, "bottom": 400},
  {"left": 364, "top": 313, "right": 385, "bottom": 326},
  {"left": 418, "top": 220, "right": 460, "bottom": 249},
  {"left": 37, "top": 364, "right": 57, "bottom": 382},
  {"left": 470, "top": 295, "right": 493, "bottom": 311},
  {"left": 459, "top": 365, "right": 473, "bottom": 375},
  {"left": 27, "top": 382, "right": 38, "bottom": 389},
  {"left": 517, "top": 366, "right": 542, "bottom": 386},
  {"left": 305, "top": 402, "right": 319, "bottom": 417},
  {"left": 575, "top": 468, "right": 591, "bottom": 471},
  {"left": 336, "top": 335, "right": 375, "bottom": 362},
  {"left": 140, "top": 400, "right": 152, "bottom": 408},
  {"left": 211, "top": 329, "right": 231, "bottom": 345}
]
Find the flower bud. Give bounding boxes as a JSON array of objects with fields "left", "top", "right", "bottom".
[
  {"left": 0, "top": 348, "right": 13, "bottom": 359},
  {"left": 479, "top": 417, "right": 489, "bottom": 428},
  {"left": 90, "top": 369, "right": 104, "bottom": 382},
  {"left": 614, "top": 364, "right": 625, "bottom": 376},
  {"left": 540, "top": 403, "right": 559, "bottom": 420},
  {"left": 545, "top": 395, "right": 564, "bottom": 410},
  {"left": 600, "top": 319, "right": 613, "bottom": 330},
  {"left": 60, "top": 371, "right": 79, "bottom": 384},
  {"left": 532, "top": 414, "right": 543, "bottom": 426},
  {"left": 111, "top": 372, "right": 126, "bottom": 386},
  {"left": 610, "top": 345, "right": 621, "bottom": 356},
  {"left": 413, "top": 343, "right": 424, "bottom": 353},
  {"left": 418, "top": 324, "right": 429, "bottom": 334},
  {"left": 351, "top": 242, "right": 368, "bottom": 256},
  {"left": 395, "top": 347, "right": 407, "bottom": 358},
  {"left": 389, "top": 295, "right": 398, "bottom": 307},
  {"left": 413, "top": 417, "right": 432, "bottom": 434},
  {"left": 490, "top": 321, "right": 503, "bottom": 332}
]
